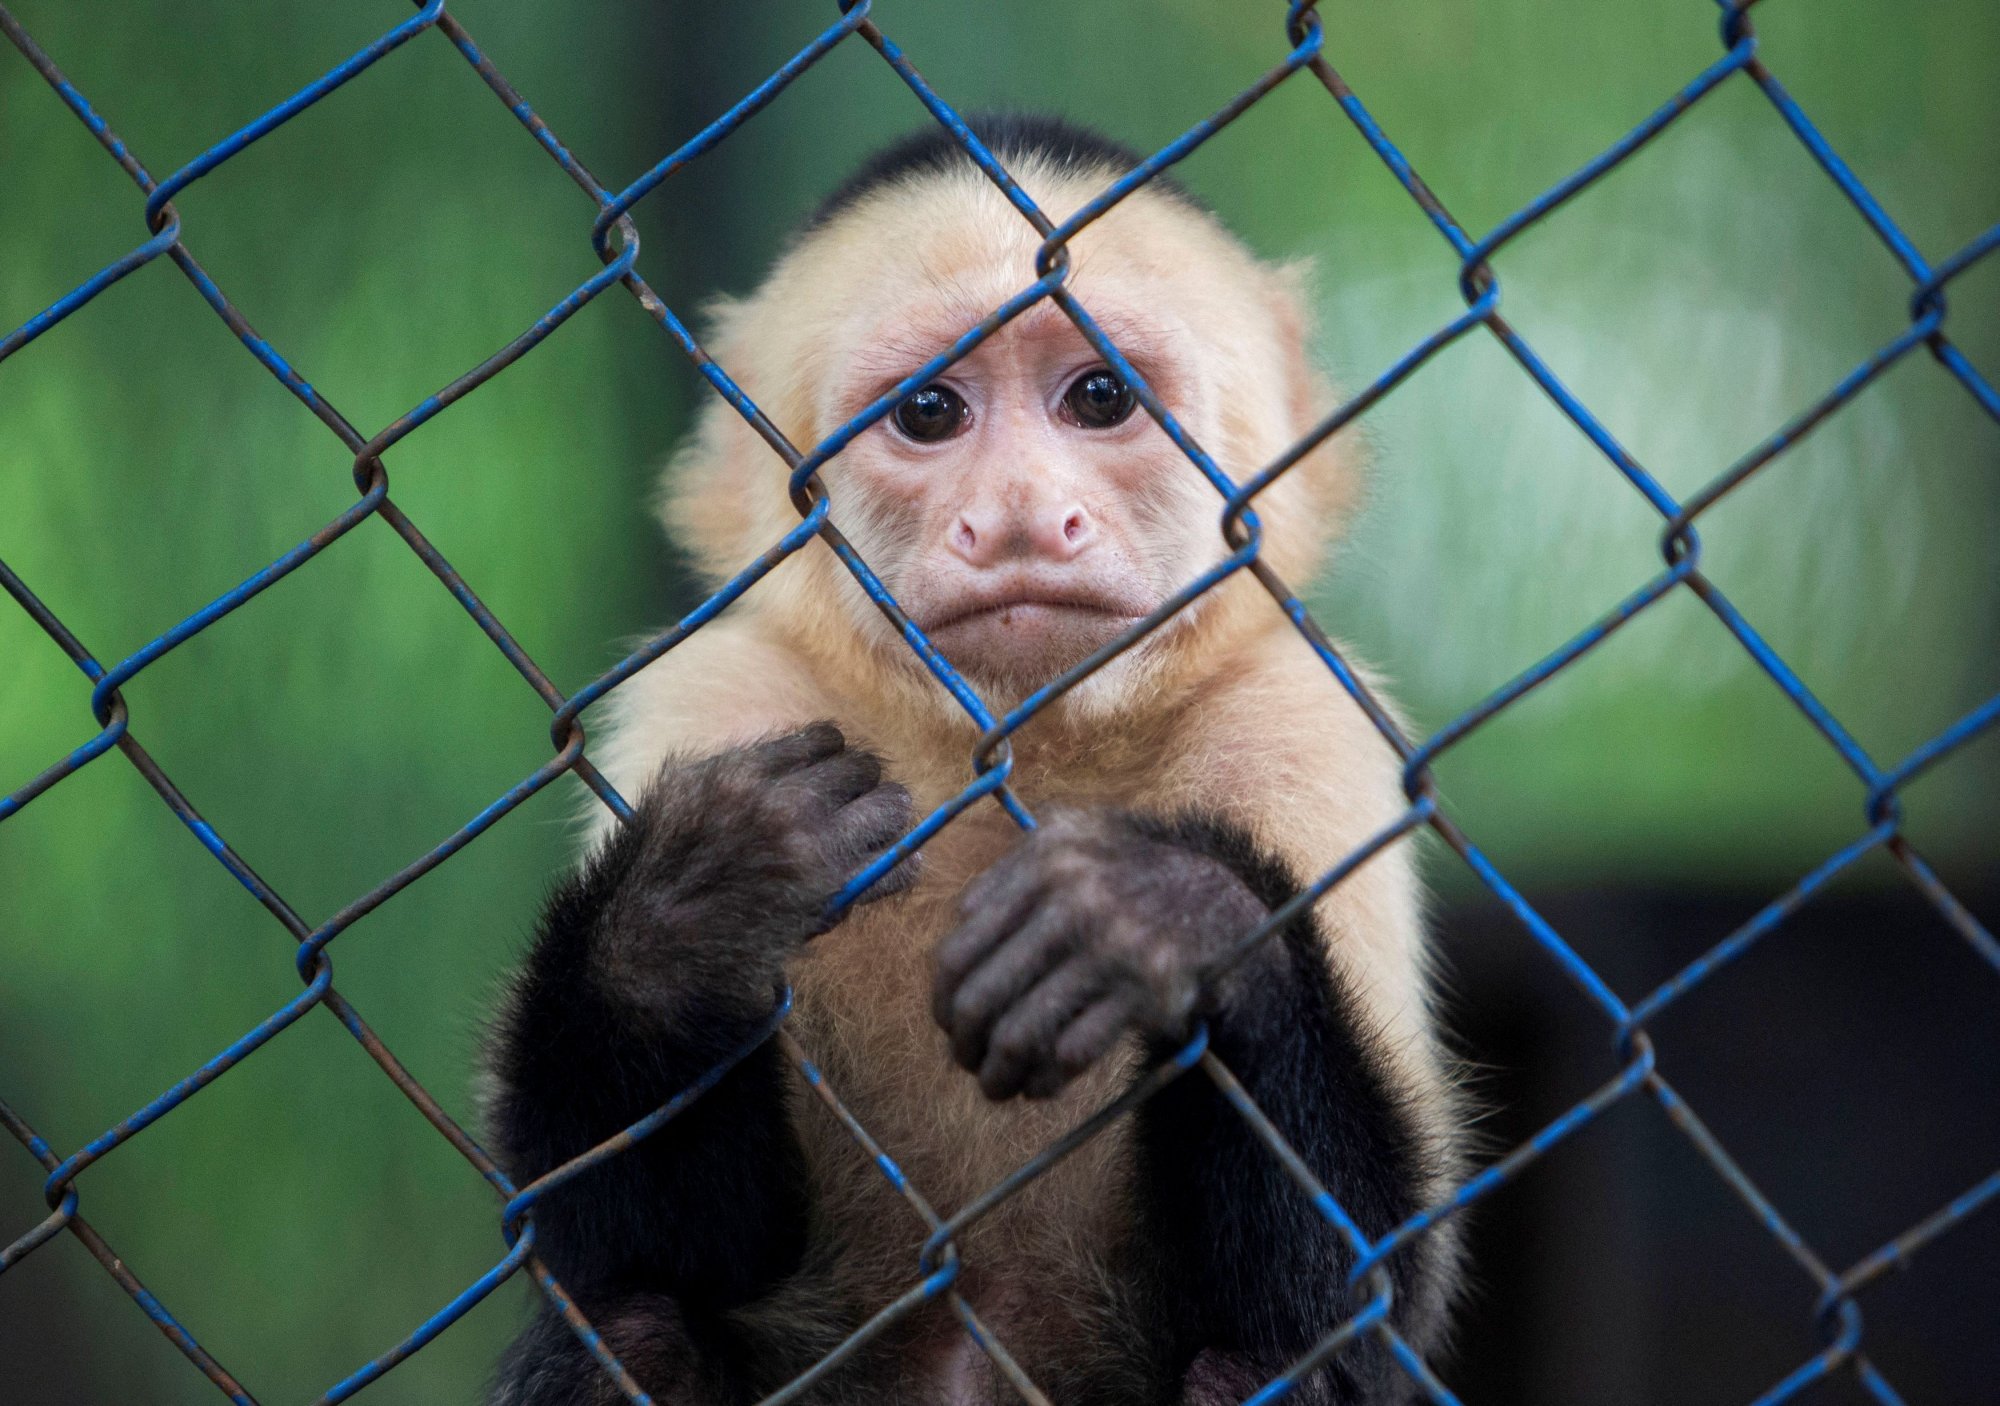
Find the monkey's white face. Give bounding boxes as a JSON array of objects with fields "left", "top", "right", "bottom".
[
  {"left": 822, "top": 296, "right": 1220, "bottom": 696},
  {"left": 672, "top": 170, "right": 1342, "bottom": 717}
]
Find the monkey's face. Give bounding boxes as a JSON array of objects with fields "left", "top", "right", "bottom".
[
  {"left": 826, "top": 299, "right": 1217, "bottom": 694},
  {"left": 802, "top": 182, "right": 1306, "bottom": 699},
  {"left": 673, "top": 168, "right": 1351, "bottom": 714}
]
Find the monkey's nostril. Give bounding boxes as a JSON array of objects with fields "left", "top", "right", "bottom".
[
  {"left": 1063, "top": 512, "right": 1085, "bottom": 543},
  {"left": 954, "top": 520, "right": 978, "bottom": 555}
]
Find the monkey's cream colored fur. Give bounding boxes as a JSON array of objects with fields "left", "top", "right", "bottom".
[{"left": 584, "top": 158, "right": 1455, "bottom": 1376}]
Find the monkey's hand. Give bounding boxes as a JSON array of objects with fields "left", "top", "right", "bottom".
[
  {"left": 931, "top": 810, "right": 1274, "bottom": 1101},
  {"left": 595, "top": 721, "right": 916, "bottom": 1018}
]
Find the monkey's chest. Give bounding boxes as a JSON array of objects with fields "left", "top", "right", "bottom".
[{"left": 781, "top": 893, "right": 1140, "bottom": 1390}]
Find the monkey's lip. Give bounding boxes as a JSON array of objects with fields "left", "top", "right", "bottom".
[{"left": 920, "top": 592, "right": 1151, "bottom": 635}]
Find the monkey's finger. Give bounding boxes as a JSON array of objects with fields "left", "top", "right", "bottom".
[
  {"left": 845, "top": 849, "right": 922, "bottom": 905},
  {"left": 792, "top": 743, "right": 884, "bottom": 811},
  {"left": 933, "top": 856, "right": 1049, "bottom": 985},
  {"left": 745, "top": 721, "right": 846, "bottom": 777},
  {"left": 938, "top": 843, "right": 1061, "bottom": 995},
  {"left": 1027, "top": 992, "right": 1141, "bottom": 1099},
  {"left": 975, "top": 956, "right": 1107, "bottom": 1101},
  {"left": 941, "top": 904, "right": 1074, "bottom": 1072},
  {"left": 953, "top": 832, "right": 1052, "bottom": 919},
  {"left": 831, "top": 783, "right": 921, "bottom": 902},
  {"left": 932, "top": 864, "right": 1048, "bottom": 1003},
  {"left": 827, "top": 780, "right": 912, "bottom": 852}
]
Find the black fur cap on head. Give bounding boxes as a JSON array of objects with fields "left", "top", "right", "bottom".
[{"left": 808, "top": 110, "right": 1198, "bottom": 229}]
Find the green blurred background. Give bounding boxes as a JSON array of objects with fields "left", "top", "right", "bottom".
[{"left": 2, "top": 1, "right": 1994, "bottom": 1401}]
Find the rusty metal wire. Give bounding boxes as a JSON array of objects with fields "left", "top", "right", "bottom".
[{"left": 3, "top": 1, "right": 1996, "bottom": 1401}]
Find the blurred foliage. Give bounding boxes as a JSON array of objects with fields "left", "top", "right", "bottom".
[{"left": 0, "top": 1, "right": 1993, "bottom": 1401}]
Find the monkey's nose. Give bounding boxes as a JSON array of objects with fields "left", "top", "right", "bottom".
[
  {"left": 950, "top": 505, "right": 1095, "bottom": 567},
  {"left": 1032, "top": 505, "right": 1096, "bottom": 561}
]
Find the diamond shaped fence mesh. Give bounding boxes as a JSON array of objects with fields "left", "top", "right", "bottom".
[{"left": 2, "top": 2, "right": 1995, "bottom": 1402}]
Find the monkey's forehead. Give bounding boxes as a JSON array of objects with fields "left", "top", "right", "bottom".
[
  {"left": 733, "top": 170, "right": 1279, "bottom": 407},
  {"left": 770, "top": 160, "right": 1272, "bottom": 328}
]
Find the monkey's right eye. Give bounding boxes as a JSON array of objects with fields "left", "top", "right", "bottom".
[{"left": 893, "top": 384, "right": 969, "bottom": 443}]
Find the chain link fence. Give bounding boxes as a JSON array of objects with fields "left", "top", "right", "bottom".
[{"left": 2, "top": 1, "right": 1995, "bottom": 1401}]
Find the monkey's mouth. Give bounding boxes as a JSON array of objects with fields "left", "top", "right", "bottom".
[
  {"left": 915, "top": 585, "right": 1159, "bottom": 682},
  {"left": 920, "top": 578, "right": 1157, "bottom": 638},
  {"left": 925, "top": 596, "right": 1145, "bottom": 634}
]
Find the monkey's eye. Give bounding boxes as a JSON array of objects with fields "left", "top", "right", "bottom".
[
  {"left": 1062, "top": 368, "right": 1138, "bottom": 429},
  {"left": 893, "top": 384, "right": 970, "bottom": 443}
]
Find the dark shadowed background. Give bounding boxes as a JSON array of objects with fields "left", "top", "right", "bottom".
[{"left": 2, "top": 1, "right": 1995, "bottom": 1402}]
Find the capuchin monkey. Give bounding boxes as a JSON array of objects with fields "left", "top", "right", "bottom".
[{"left": 487, "top": 115, "right": 1461, "bottom": 1405}]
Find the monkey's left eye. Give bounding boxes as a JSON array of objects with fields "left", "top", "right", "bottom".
[
  {"left": 1062, "top": 368, "right": 1138, "bottom": 429},
  {"left": 894, "top": 384, "right": 970, "bottom": 443}
]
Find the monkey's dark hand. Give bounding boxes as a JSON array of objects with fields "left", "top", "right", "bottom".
[
  {"left": 596, "top": 722, "right": 916, "bottom": 1017},
  {"left": 932, "top": 810, "right": 1274, "bottom": 1101}
]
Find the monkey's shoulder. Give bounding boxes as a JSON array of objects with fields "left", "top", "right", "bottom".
[
  {"left": 1141, "top": 624, "right": 1408, "bottom": 824},
  {"left": 588, "top": 618, "right": 844, "bottom": 818}
]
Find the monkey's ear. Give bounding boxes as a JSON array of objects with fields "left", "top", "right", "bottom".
[
  {"left": 655, "top": 294, "right": 811, "bottom": 586},
  {"left": 1266, "top": 256, "right": 1323, "bottom": 435},
  {"left": 1260, "top": 255, "right": 1365, "bottom": 563}
]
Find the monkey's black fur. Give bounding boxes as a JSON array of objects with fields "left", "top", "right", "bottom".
[
  {"left": 808, "top": 111, "right": 1199, "bottom": 231},
  {"left": 487, "top": 725, "right": 913, "bottom": 1399},
  {"left": 1125, "top": 813, "right": 1440, "bottom": 1402},
  {"left": 487, "top": 726, "right": 1442, "bottom": 1404}
]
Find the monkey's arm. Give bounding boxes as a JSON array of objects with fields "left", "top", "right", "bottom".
[
  {"left": 931, "top": 810, "right": 1442, "bottom": 1401},
  {"left": 488, "top": 724, "right": 913, "bottom": 1309}
]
